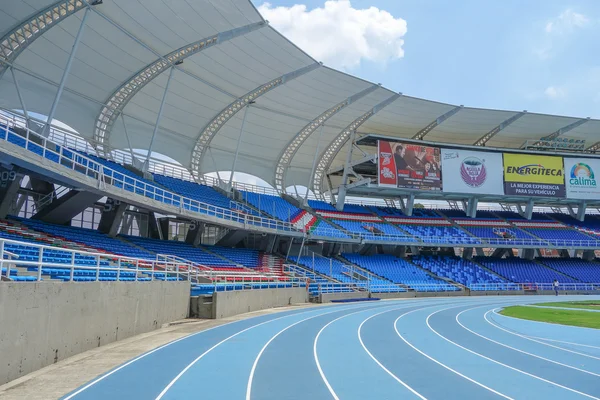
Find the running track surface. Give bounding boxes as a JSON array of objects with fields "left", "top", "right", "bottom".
[{"left": 62, "top": 295, "right": 600, "bottom": 400}]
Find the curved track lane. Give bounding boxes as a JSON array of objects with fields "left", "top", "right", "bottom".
[{"left": 62, "top": 296, "right": 600, "bottom": 400}]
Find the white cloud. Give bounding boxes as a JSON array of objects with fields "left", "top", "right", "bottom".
[
  {"left": 544, "top": 86, "right": 565, "bottom": 99},
  {"left": 257, "top": 0, "right": 407, "bottom": 70},
  {"left": 545, "top": 9, "right": 589, "bottom": 34}
]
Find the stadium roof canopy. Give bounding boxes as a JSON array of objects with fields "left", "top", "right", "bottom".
[{"left": 1, "top": 0, "right": 599, "bottom": 194}]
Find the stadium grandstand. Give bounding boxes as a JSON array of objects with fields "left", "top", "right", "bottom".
[{"left": 1, "top": 0, "right": 600, "bottom": 397}]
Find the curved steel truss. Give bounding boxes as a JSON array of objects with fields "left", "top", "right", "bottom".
[
  {"left": 0, "top": 0, "right": 87, "bottom": 78},
  {"left": 312, "top": 93, "right": 400, "bottom": 192},
  {"left": 473, "top": 111, "right": 526, "bottom": 146},
  {"left": 93, "top": 21, "right": 266, "bottom": 150},
  {"left": 189, "top": 62, "right": 321, "bottom": 180},
  {"left": 274, "top": 84, "right": 380, "bottom": 192}
]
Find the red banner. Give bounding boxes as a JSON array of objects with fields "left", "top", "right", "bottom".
[
  {"left": 378, "top": 140, "right": 397, "bottom": 186},
  {"left": 378, "top": 140, "right": 442, "bottom": 191}
]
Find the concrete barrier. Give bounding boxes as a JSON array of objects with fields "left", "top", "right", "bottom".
[
  {"left": 0, "top": 281, "right": 190, "bottom": 385},
  {"left": 212, "top": 287, "right": 308, "bottom": 319}
]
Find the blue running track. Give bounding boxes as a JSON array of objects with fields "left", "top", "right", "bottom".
[{"left": 62, "top": 295, "right": 600, "bottom": 400}]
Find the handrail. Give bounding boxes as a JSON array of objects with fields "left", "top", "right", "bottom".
[{"left": 0, "top": 113, "right": 298, "bottom": 235}]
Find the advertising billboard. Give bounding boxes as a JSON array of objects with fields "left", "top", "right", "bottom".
[
  {"left": 564, "top": 158, "right": 600, "bottom": 199},
  {"left": 378, "top": 141, "right": 441, "bottom": 190},
  {"left": 503, "top": 153, "right": 565, "bottom": 197},
  {"left": 441, "top": 149, "right": 504, "bottom": 195}
]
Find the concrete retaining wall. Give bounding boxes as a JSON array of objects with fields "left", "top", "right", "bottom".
[
  {"left": 212, "top": 287, "right": 308, "bottom": 319},
  {"left": 0, "top": 281, "right": 190, "bottom": 385}
]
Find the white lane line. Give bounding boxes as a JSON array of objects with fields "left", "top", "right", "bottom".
[
  {"left": 488, "top": 309, "right": 600, "bottom": 361},
  {"left": 247, "top": 303, "right": 384, "bottom": 400},
  {"left": 63, "top": 314, "right": 259, "bottom": 400},
  {"left": 357, "top": 307, "right": 430, "bottom": 400},
  {"left": 526, "top": 336, "right": 600, "bottom": 350},
  {"left": 456, "top": 307, "right": 600, "bottom": 378},
  {"left": 155, "top": 302, "right": 379, "bottom": 400},
  {"left": 426, "top": 308, "right": 600, "bottom": 400},
  {"left": 394, "top": 308, "right": 513, "bottom": 399}
]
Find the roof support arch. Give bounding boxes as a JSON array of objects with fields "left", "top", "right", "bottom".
[
  {"left": 0, "top": 0, "right": 88, "bottom": 79},
  {"left": 274, "top": 84, "right": 380, "bottom": 192},
  {"left": 412, "top": 105, "right": 463, "bottom": 140},
  {"left": 312, "top": 93, "right": 400, "bottom": 193},
  {"left": 189, "top": 62, "right": 321, "bottom": 180},
  {"left": 528, "top": 117, "right": 591, "bottom": 148},
  {"left": 473, "top": 111, "right": 527, "bottom": 146},
  {"left": 93, "top": 21, "right": 267, "bottom": 151}
]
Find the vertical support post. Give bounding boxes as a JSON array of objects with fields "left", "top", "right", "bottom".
[
  {"left": 297, "top": 236, "right": 306, "bottom": 265},
  {"left": 467, "top": 197, "right": 478, "bottom": 218},
  {"left": 120, "top": 114, "right": 137, "bottom": 162},
  {"left": 144, "top": 66, "right": 175, "bottom": 172},
  {"left": 44, "top": 7, "right": 90, "bottom": 136},
  {"left": 207, "top": 147, "right": 224, "bottom": 185},
  {"left": 0, "top": 240, "right": 5, "bottom": 278},
  {"left": 524, "top": 199, "right": 534, "bottom": 220},
  {"left": 69, "top": 252, "right": 75, "bottom": 281},
  {"left": 10, "top": 67, "right": 30, "bottom": 125},
  {"left": 305, "top": 124, "right": 325, "bottom": 201},
  {"left": 336, "top": 129, "right": 357, "bottom": 211},
  {"left": 229, "top": 103, "right": 252, "bottom": 190},
  {"left": 576, "top": 201, "right": 587, "bottom": 222},
  {"left": 285, "top": 238, "right": 293, "bottom": 262},
  {"left": 405, "top": 193, "right": 415, "bottom": 217},
  {"left": 37, "top": 247, "right": 43, "bottom": 281}
]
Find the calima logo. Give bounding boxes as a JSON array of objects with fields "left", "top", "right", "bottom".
[
  {"left": 506, "top": 164, "right": 562, "bottom": 177},
  {"left": 460, "top": 157, "right": 487, "bottom": 188},
  {"left": 569, "top": 163, "right": 596, "bottom": 187}
]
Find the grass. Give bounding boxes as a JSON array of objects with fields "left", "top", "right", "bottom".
[
  {"left": 531, "top": 300, "right": 600, "bottom": 311},
  {"left": 499, "top": 306, "right": 600, "bottom": 329}
]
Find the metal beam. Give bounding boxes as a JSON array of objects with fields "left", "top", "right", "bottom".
[
  {"left": 10, "top": 67, "right": 29, "bottom": 123},
  {"left": 312, "top": 93, "right": 399, "bottom": 193},
  {"left": 275, "top": 84, "right": 381, "bottom": 192},
  {"left": 143, "top": 67, "right": 175, "bottom": 172},
  {"left": 228, "top": 103, "right": 252, "bottom": 190},
  {"left": 44, "top": 6, "right": 89, "bottom": 136},
  {"left": 0, "top": 0, "right": 88, "bottom": 79},
  {"left": 93, "top": 21, "right": 267, "bottom": 150},
  {"left": 412, "top": 105, "right": 463, "bottom": 140},
  {"left": 190, "top": 62, "right": 320, "bottom": 180},
  {"left": 305, "top": 124, "right": 325, "bottom": 201},
  {"left": 473, "top": 111, "right": 526, "bottom": 146},
  {"left": 586, "top": 141, "right": 600, "bottom": 153},
  {"left": 327, "top": 154, "right": 377, "bottom": 175},
  {"left": 537, "top": 117, "right": 590, "bottom": 142}
]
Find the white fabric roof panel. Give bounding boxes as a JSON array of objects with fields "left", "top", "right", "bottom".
[
  {"left": 562, "top": 120, "right": 600, "bottom": 144},
  {"left": 0, "top": 0, "right": 58, "bottom": 38},
  {"left": 97, "top": 0, "right": 262, "bottom": 56},
  {"left": 3, "top": 0, "right": 600, "bottom": 193},
  {"left": 426, "top": 108, "right": 518, "bottom": 145},
  {"left": 360, "top": 96, "right": 456, "bottom": 137}
]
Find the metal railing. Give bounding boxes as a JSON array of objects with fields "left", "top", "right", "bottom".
[
  {"left": 0, "top": 114, "right": 298, "bottom": 235},
  {"left": 0, "top": 237, "right": 201, "bottom": 282}
]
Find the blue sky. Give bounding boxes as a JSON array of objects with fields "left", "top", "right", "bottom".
[{"left": 255, "top": 0, "right": 600, "bottom": 118}]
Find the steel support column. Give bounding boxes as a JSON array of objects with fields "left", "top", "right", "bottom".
[
  {"left": 143, "top": 67, "right": 175, "bottom": 172},
  {"left": 44, "top": 7, "right": 90, "bottom": 136},
  {"left": 305, "top": 124, "right": 325, "bottom": 201},
  {"left": 10, "top": 67, "right": 30, "bottom": 125},
  {"left": 228, "top": 103, "right": 252, "bottom": 190},
  {"left": 576, "top": 201, "right": 587, "bottom": 222},
  {"left": 120, "top": 114, "right": 137, "bottom": 164},
  {"left": 335, "top": 129, "right": 357, "bottom": 211}
]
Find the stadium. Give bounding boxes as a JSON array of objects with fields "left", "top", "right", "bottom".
[{"left": 1, "top": 1, "right": 600, "bottom": 399}]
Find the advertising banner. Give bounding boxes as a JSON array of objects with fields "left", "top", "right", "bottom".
[
  {"left": 564, "top": 158, "right": 600, "bottom": 199},
  {"left": 378, "top": 141, "right": 441, "bottom": 190},
  {"left": 503, "top": 153, "right": 565, "bottom": 197},
  {"left": 377, "top": 140, "right": 397, "bottom": 186},
  {"left": 441, "top": 149, "right": 504, "bottom": 195}
]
